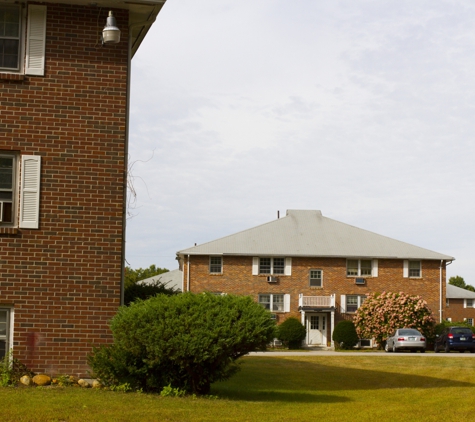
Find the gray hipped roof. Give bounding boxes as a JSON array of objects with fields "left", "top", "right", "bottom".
[
  {"left": 446, "top": 284, "right": 475, "bottom": 299},
  {"left": 178, "top": 210, "right": 454, "bottom": 260}
]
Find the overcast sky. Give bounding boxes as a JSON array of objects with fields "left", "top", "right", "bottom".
[{"left": 126, "top": 0, "right": 475, "bottom": 283}]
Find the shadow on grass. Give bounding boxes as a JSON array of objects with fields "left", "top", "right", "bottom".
[{"left": 212, "top": 356, "right": 475, "bottom": 402}]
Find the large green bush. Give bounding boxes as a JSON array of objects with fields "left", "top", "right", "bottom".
[
  {"left": 124, "top": 278, "right": 178, "bottom": 306},
  {"left": 88, "top": 293, "right": 276, "bottom": 395},
  {"left": 332, "top": 320, "right": 358, "bottom": 350},
  {"left": 276, "top": 317, "right": 306, "bottom": 349}
]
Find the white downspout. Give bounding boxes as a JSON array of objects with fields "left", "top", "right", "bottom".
[{"left": 440, "top": 260, "right": 443, "bottom": 323}]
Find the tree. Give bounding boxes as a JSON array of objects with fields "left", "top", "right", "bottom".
[
  {"left": 449, "top": 276, "right": 475, "bottom": 292},
  {"left": 88, "top": 293, "right": 276, "bottom": 395},
  {"left": 124, "top": 264, "right": 168, "bottom": 290},
  {"left": 353, "top": 291, "right": 435, "bottom": 348},
  {"left": 276, "top": 317, "right": 306, "bottom": 349}
]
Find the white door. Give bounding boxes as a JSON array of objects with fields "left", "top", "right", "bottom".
[{"left": 307, "top": 313, "right": 327, "bottom": 345}]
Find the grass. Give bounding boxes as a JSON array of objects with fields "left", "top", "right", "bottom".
[{"left": 1, "top": 355, "right": 475, "bottom": 421}]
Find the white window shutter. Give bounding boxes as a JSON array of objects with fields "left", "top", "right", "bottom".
[
  {"left": 284, "top": 294, "right": 290, "bottom": 312},
  {"left": 252, "top": 257, "right": 259, "bottom": 275},
  {"left": 340, "top": 295, "right": 346, "bottom": 314},
  {"left": 403, "top": 260, "right": 409, "bottom": 278},
  {"left": 464, "top": 300, "right": 467, "bottom": 309},
  {"left": 372, "top": 259, "right": 378, "bottom": 277},
  {"left": 19, "top": 155, "right": 41, "bottom": 229},
  {"left": 25, "top": 5, "right": 47, "bottom": 76},
  {"left": 284, "top": 257, "right": 292, "bottom": 275}
]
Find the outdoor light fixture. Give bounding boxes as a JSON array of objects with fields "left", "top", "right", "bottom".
[{"left": 102, "top": 10, "right": 121, "bottom": 44}]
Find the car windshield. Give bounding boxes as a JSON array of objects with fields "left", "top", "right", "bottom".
[
  {"left": 452, "top": 328, "right": 472, "bottom": 335},
  {"left": 399, "top": 329, "right": 421, "bottom": 336}
]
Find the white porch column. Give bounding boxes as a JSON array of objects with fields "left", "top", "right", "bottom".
[{"left": 330, "top": 310, "right": 335, "bottom": 348}]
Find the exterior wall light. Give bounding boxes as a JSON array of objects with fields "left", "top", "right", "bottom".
[{"left": 102, "top": 11, "right": 121, "bottom": 44}]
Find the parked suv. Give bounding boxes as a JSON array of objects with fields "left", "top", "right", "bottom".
[{"left": 434, "top": 326, "right": 475, "bottom": 353}]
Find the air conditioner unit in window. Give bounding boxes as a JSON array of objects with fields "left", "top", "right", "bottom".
[
  {"left": 267, "top": 276, "right": 277, "bottom": 283},
  {"left": 355, "top": 278, "right": 366, "bottom": 285}
]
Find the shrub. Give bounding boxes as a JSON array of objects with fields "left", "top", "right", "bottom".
[
  {"left": 276, "top": 317, "right": 306, "bottom": 349},
  {"left": 124, "top": 279, "right": 178, "bottom": 306},
  {"left": 88, "top": 293, "right": 276, "bottom": 395},
  {"left": 332, "top": 320, "right": 358, "bottom": 350},
  {"left": 354, "top": 291, "right": 435, "bottom": 348}
]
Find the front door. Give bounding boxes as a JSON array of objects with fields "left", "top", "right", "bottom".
[{"left": 306, "top": 313, "right": 326, "bottom": 346}]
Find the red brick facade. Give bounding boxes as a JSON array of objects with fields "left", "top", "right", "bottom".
[
  {"left": 182, "top": 255, "right": 447, "bottom": 346},
  {"left": 445, "top": 299, "right": 475, "bottom": 325},
  {"left": 0, "top": 4, "right": 130, "bottom": 376}
]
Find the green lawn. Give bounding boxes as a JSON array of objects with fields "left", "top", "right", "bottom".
[{"left": 2, "top": 355, "right": 474, "bottom": 421}]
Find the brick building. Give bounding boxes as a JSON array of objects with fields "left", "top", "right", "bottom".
[
  {"left": 445, "top": 284, "right": 475, "bottom": 326},
  {"left": 177, "top": 210, "right": 454, "bottom": 347},
  {"left": 0, "top": 0, "right": 165, "bottom": 376}
]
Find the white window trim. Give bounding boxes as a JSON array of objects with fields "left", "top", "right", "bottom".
[
  {"left": 464, "top": 318, "right": 474, "bottom": 326},
  {"left": 258, "top": 293, "right": 290, "bottom": 312},
  {"left": 464, "top": 299, "right": 474, "bottom": 309},
  {"left": 309, "top": 269, "right": 323, "bottom": 287},
  {"left": 403, "top": 260, "right": 422, "bottom": 278},
  {"left": 340, "top": 294, "right": 365, "bottom": 314},
  {"left": 252, "top": 257, "right": 291, "bottom": 276},
  {"left": 209, "top": 256, "right": 222, "bottom": 274},
  {"left": 346, "top": 259, "right": 378, "bottom": 277},
  {"left": 0, "top": 307, "right": 13, "bottom": 359}
]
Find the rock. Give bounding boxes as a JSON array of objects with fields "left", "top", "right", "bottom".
[
  {"left": 20, "top": 375, "right": 32, "bottom": 386},
  {"left": 78, "top": 379, "right": 91, "bottom": 388},
  {"left": 69, "top": 375, "right": 79, "bottom": 384},
  {"left": 32, "top": 374, "right": 51, "bottom": 386},
  {"left": 92, "top": 380, "right": 102, "bottom": 389}
]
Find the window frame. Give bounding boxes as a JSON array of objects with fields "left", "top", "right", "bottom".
[
  {"left": 346, "top": 259, "right": 374, "bottom": 277},
  {"left": 0, "top": 308, "right": 11, "bottom": 359},
  {"left": 0, "top": 4, "right": 22, "bottom": 72},
  {"left": 0, "top": 152, "right": 17, "bottom": 226},
  {"left": 209, "top": 256, "right": 222, "bottom": 274},
  {"left": 258, "top": 293, "right": 290, "bottom": 312},
  {"left": 309, "top": 269, "right": 322, "bottom": 288},
  {"left": 408, "top": 260, "right": 421, "bottom": 278},
  {"left": 255, "top": 257, "right": 290, "bottom": 275},
  {"left": 465, "top": 299, "right": 474, "bottom": 309},
  {"left": 341, "top": 294, "right": 366, "bottom": 313}
]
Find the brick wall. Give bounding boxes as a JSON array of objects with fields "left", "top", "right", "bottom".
[
  {"left": 0, "top": 4, "right": 129, "bottom": 376},
  {"left": 183, "top": 255, "right": 447, "bottom": 341}
]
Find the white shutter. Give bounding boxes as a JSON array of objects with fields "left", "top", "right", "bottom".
[
  {"left": 25, "top": 5, "right": 47, "bottom": 76},
  {"left": 403, "top": 260, "right": 409, "bottom": 278},
  {"left": 464, "top": 300, "right": 467, "bottom": 309},
  {"left": 284, "top": 294, "right": 290, "bottom": 312},
  {"left": 19, "top": 155, "right": 41, "bottom": 229},
  {"left": 340, "top": 295, "right": 346, "bottom": 314},
  {"left": 372, "top": 259, "right": 378, "bottom": 277},
  {"left": 252, "top": 257, "right": 259, "bottom": 275},
  {"left": 284, "top": 257, "right": 292, "bottom": 275}
]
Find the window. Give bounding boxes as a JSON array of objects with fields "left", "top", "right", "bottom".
[
  {"left": 465, "top": 299, "right": 474, "bottom": 309},
  {"left": 446, "top": 299, "right": 450, "bottom": 307},
  {"left": 0, "top": 154, "right": 15, "bottom": 224},
  {"left": 0, "top": 308, "right": 10, "bottom": 359},
  {"left": 0, "top": 153, "right": 41, "bottom": 229},
  {"left": 465, "top": 318, "right": 474, "bottom": 326},
  {"left": 346, "top": 259, "right": 375, "bottom": 277},
  {"left": 0, "top": 4, "right": 47, "bottom": 75},
  {"left": 341, "top": 294, "right": 365, "bottom": 313},
  {"left": 408, "top": 261, "right": 421, "bottom": 277},
  {"left": 253, "top": 257, "right": 291, "bottom": 275},
  {"left": 258, "top": 294, "right": 290, "bottom": 312},
  {"left": 309, "top": 269, "right": 322, "bottom": 287},
  {"left": 0, "top": 5, "right": 21, "bottom": 70},
  {"left": 209, "top": 256, "right": 222, "bottom": 274}
]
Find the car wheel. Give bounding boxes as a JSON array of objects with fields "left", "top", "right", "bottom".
[
  {"left": 444, "top": 343, "right": 450, "bottom": 353},
  {"left": 392, "top": 344, "right": 397, "bottom": 353},
  {"left": 434, "top": 343, "right": 439, "bottom": 353},
  {"left": 384, "top": 343, "right": 390, "bottom": 353},
  {"left": 420, "top": 348, "right": 425, "bottom": 353}
]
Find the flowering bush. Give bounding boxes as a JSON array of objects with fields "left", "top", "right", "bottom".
[{"left": 353, "top": 291, "right": 435, "bottom": 348}]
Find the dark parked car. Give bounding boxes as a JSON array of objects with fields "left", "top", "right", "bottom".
[
  {"left": 385, "top": 328, "right": 426, "bottom": 353},
  {"left": 434, "top": 326, "right": 475, "bottom": 353}
]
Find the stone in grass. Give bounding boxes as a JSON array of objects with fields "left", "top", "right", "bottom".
[
  {"left": 78, "top": 379, "right": 91, "bottom": 388},
  {"left": 32, "top": 374, "right": 52, "bottom": 386},
  {"left": 92, "top": 380, "right": 102, "bottom": 389},
  {"left": 20, "top": 375, "right": 32, "bottom": 386}
]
